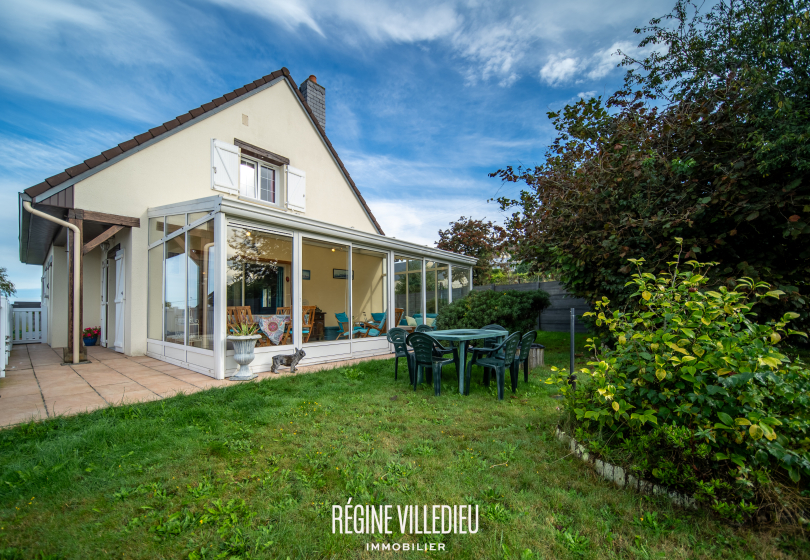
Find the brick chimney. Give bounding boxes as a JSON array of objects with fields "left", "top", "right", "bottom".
[{"left": 298, "top": 74, "right": 325, "bottom": 131}]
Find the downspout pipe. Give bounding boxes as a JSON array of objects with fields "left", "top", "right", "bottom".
[{"left": 23, "top": 201, "right": 81, "bottom": 364}]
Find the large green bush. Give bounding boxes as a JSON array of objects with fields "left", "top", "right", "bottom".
[
  {"left": 547, "top": 243, "right": 810, "bottom": 524},
  {"left": 435, "top": 289, "right": 550, "bottom": 333}
]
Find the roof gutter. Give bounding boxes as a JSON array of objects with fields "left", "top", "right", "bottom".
[{"left": 22, "top": 201, "right": 81, "bottom": 364}]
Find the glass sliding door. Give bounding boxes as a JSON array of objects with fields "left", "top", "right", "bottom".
[
  {"left": 425, "top": 261, "right": 450, "bottom": 317},
  {"left": 226, "top": 225, "right": 293, "bottom": 347},
  {"left": 452, "top": 266, "right": 472, "bottom": 301},
  {"left": 147, "top": 246, "right": 163, "bottom": 340},
  {"left": 302, "top": 238, "right": 349, "bottom": 342},
  {"left": 187, "top": 220, "right": 215, "bottom": 350},
  {"left": 394, "top": 256, "right": 422, "bottom": 327},
  {"left": 164, "top": 234, "right": 186, "bottom": 345},
  {"left": 351, "top": 248, "right": 388, "bottom": 338}
]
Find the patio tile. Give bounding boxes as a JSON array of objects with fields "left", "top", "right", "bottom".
[
  {"left": 40, "top": 382, "right": 96, "bottom": 399},
  {"left": 77, "top": 373, "right": 131, "bottom": 387},
  {"left": 0, "top": 382, "right": 43, "bottom": 398},
  {"left": 0, "top": 409, "right": 48, "bottom": 427},
  {"left": 95, "top": 382, "right": 154, "bottom": 401},
  {"left": 48, "top": 392, "right": 108, "bottom": 416},
  {"left": 1, "top": 393, "right": 47, "bottom": 412},
  {"left": 138, "top": 379, "right": 196, "bottom": 393}
]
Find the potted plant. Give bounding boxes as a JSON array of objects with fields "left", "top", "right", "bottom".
[
  {"left": 227, "top": 322, "right": 262, "bottom": 380},
  {"left": 82, "top": 326, "right": 100, "bottom": 347}
]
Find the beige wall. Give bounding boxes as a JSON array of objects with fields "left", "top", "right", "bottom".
[
  {"left": 70, "top": 79, "right": 378, "bottom": 355},
  {"left": 83, "top": 249, "right": 101, "bottom": 333}
]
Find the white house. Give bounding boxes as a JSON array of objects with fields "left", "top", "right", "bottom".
[{"left": 18, "top": 68, "right": 474, "bottom": 378}]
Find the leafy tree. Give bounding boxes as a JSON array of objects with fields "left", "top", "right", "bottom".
[
  {"left": 0, "top": 267, "right": 16, "bottom": 298},
  {"left": 491, "top": 0, "right": 809, "bottom": 329},
  {"left": 436, "top": 216, "right": 505, "bottom": 285}
]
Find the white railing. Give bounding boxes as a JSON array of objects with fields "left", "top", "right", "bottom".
[
  {"left": 0, "top": 297, "right": 10, "bottom": 377},
  {"left": 12, "top": 305, "right": 45, "bottom": 345}
]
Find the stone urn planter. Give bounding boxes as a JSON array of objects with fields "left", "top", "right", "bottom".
[{"left": 227, "top": 334, "right": 262, "bottom": 380}]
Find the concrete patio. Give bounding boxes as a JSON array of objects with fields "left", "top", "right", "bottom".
[{"left": 0, "top": 344, "right": 392, "bottom": 428}]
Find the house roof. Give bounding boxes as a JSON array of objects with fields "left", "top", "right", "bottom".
[{"left": 23, "top": 67, "right": 384, "bottom": 235}]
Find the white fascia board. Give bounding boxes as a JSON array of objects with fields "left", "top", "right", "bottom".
[
  {"left": 32, "top": 78, "right": 286, "bottom": 204},
  {"left": 147, "top": 196, "right": 223, "bottom": 217},
  {"left": 218, "top": 196, "right": 476, "bottom": 265}
]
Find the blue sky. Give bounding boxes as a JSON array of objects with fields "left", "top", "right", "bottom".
[{"left": 0, "top": 0, "right": 674, "bottom": 301}]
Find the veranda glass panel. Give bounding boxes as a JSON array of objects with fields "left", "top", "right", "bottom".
[
  {"left": 147, "top": 245, "right": 163, "bottom": 340},
  {"left": 303, "top": 238, "right": 349, "bottom": 342},
  {"left": 394, "top": 256, "right": 422, "bottom": 326},
  {"left": 166, "top": 214, "right": 185, "bottom": 237},
  {"left": 226, "top": 226, "right": 293, "bottom": 347},
  {"left": 427, "top": 261, "right": 450, "bottom": 316},
  {"left": 187, "top": 220, "right": 215, "bottom": 350},
  {"left": 148, "top": 217, "right": 164, "bottom": 244},
  {"left": 452, "top": 266, "right": 472, "bottom": 301},
  {"left": 351, "top": 248, "right": 388, "bottom": 338},
  {"left": 188, "top": 211, "right": 209, "bottom": 224},
  {"left": 164, "top": 234, "right": 186, "bottom": 344}
]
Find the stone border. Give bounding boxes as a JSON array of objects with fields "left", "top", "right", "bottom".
[{"left": 555, "top": 428, "right": 697, "bottom": 509}]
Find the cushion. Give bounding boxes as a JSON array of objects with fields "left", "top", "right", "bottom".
[
  {"left": 260, "top": 315, "right": 289, "bottom": 345},
  {"left": 372, "top": 312, "right": 386, "bottom": 322},
  {"left": 426, "top": 317, "right": 436, "bottom": 327},
  {"left": 405, "top": 316, "right": 417, "bottom": 327}
]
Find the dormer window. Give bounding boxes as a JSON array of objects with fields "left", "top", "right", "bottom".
[{"left": 240, "top": 158, "right": 279, "bottom": 205}]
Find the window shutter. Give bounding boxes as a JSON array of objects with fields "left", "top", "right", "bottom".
[
  {"left": 286, "top": 166, "right": 306, "bottom": 212},
  {"left": 211, "top": 139, "right": 239, "bottom": 194}
]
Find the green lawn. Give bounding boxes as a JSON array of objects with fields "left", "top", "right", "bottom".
[{"left": 0, "top": 332, "right": 804, "bottom": 559}]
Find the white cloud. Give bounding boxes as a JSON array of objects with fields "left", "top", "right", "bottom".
[
  {"left": 586, "top": 41, "right": 633, "bottom": 80},
  {"left": 576, "top": 90, "right": 597, "bottom": 99},
  {"left": 539, "top": 53, "right": 580, "bottom": 86}
]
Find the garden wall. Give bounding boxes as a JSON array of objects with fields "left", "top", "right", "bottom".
[{"left": 472, "top": 281, "right": 589, "bottom": 333}]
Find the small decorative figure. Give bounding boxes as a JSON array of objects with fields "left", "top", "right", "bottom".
[{"left": 271, "top": 348, "right": 306, "bottom": 374}]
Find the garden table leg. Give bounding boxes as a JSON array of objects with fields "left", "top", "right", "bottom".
[{"left": 457, "top": 342, "right": 467, "bottom": 395}]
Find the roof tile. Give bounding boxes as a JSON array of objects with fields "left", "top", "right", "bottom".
[
  {"left": 118, "top": 139, "right": 138, "bottom": 152},
  {"left": 149, "top": 125, "right": 167, "bottom": 137},
  {"left": 253, "top": 79, "right": 266, "bottom": 88},
  {"left": 188, "top": 107, "right": 204, "bottom": 118},
  {"left": 45, "top": 172, "right": 71, "bottom": 187},
  {"left": 102, "top": 146, "right": 124, "bottom": 160},
  {"left": 84, "top": 154, "right": 106, "bottom": 169},
  {"left": 244, "top": 83, "right": 257, "bottom": 92},
  {"left": 233, "top": 87, "right": 247, "bottom": 96},
  {"left": 25, "top": 182, "right": 51, "bottom": 197},
  {"left": 177, "top": 113, "right": 193, "bottom": 124},
  {"left": 212, "top": 96, "right": 227, "bottom": 107},
  {"left": 201, "top": 102, "right": 216, "bottom": 112},
  {"left": 224, "top": 92, "right": 237, "bottom": 101},
  {"left": 134, "top": 132, "right": 153, "bottom": 145},
  {"left": 66, "top": 162, "right": 90, "bottom": 177},
  {"left": 162, "top": 119, "right": 180, "bottom": 131}
]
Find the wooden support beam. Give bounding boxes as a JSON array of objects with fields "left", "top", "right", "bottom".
[
  {"left": 65, "top": 218, "right": 87, "bottom": 363},
  {"left": 83, "top": 224, "right": 124, "bottom": 255},
  {"left": 68, "top": 209, "right": 140, "bottom": 228}
]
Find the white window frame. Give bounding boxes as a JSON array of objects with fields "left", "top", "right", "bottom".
[{"left": 239, "top": 155, "right": 282, "bottom": 208}]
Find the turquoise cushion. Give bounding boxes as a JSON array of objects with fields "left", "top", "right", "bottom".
[{"left": 371, "top": 312, "right": 386, "bottom": 322}]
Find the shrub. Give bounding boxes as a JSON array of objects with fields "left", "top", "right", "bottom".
[
  {"left": 547, "top": 241, "right": 810, "bottom": 524},
  {"left": 435, "top": 289, "right": 550, "bottom": 334}
]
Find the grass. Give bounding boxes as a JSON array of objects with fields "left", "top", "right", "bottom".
[{"left": 0, "top": 331, "right": 806, "bottom": 559}]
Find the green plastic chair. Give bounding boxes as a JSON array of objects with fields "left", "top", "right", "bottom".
[
  {"left": 467, "top": 324, "right": 508, "bottom": 370},
  {"left": 513, "top": 331, "right": 539, "bottom": 384},
  {"left": 415, "top": 324, "right": 435, "bottom": 333},
  {"left": 386, "top": 327, "right": 412, "bottom": 382},
  {"left": 466, "top": 332, "right": 521, "bottom": 400},
  {"left": 406, "top": 332, "right": 458, "bottom": 396}
]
